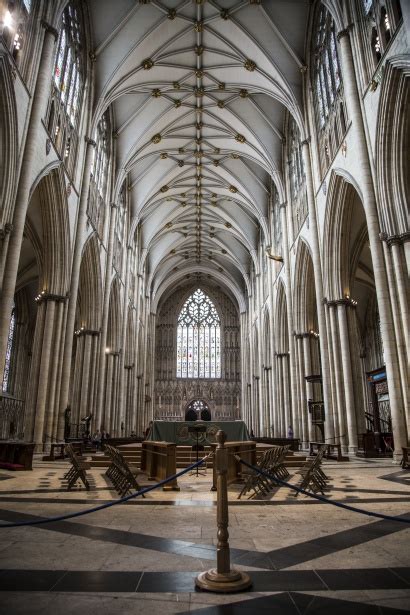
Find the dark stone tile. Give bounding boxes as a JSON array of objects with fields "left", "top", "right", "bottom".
[
  {"left": 390, "top": 567, "right": 410, "bottom": 585},
  {"left": 299, "top": 592, "right": 407, "bottom": 614},
  {"left": 0, "top": 569, "right": 65, "bottom": 591},
  {"left": 183, "top": 592, "right": 300, "bottom": 614},
  {"left": 137, "top": 571, "right": 198, "bottom": 593},
  {"left": 250, "top": 570, "right": 325, "bottom": 592},
  {"left": 317, "top": 568, "right": 408, "bottom": 590},
  {"left": 52, "top": 570, "right": 142, "bottom": 592}
]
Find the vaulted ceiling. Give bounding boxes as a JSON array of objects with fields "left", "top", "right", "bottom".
[{"left": 88, "top": 0, "right": 311, "bottom": 309}]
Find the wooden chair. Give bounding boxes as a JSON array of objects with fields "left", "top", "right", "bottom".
[
  {"left": 64, "top": 443, "right": 90, "bottom": 491},
  {"left": 105, "top": 445, "right": 145, "bottom": 497},
  {"left": 294, "top": 445, "right": 329, "bottom": 496}
]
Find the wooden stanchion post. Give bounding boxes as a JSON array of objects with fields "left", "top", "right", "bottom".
[{"left": 196, "top": 430, "right": 252, "bottom": 593}]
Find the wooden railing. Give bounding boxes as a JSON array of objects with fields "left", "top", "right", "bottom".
[
  {"left": 140, "top": 441, "right": 180, "bottom": 491},
  {"left": 0, "top": 394, "right": 25, "bottom": 440}
]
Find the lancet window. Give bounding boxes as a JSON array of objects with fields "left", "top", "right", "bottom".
[
  {"left": 2, "top": 310, "right": 15, "bottom": 393},
  {"left": 176, "top": 289, "right": 221, "bottom": 379},
  {"left": 88, "top": 112, "right": 111, "bottom": 237},
  {"left": 113, "top": 186, "right": 126, "bottom": 274},
  {"left": 287, "top": 118, "right": 307, "bottom": 239},
  {"left": 312, "top": 6, "right": 347, "bottom": 177},
  {"left": 46, "top": 1, "right": 84, "bottom": 177}
]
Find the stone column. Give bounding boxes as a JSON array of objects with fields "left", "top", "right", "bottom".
[
  {"left": 279, "top": 202, "right": 298, "bottom": 431},
  {"left": 296, "top": 337, "right": 306, "bottom": 443},
  {"left": 302, "top": 335, "right": 312, "bottom": 444},
  {"left": 337, "top": 301, "right": 358, "bottom": 451},
  {"left": 33, "top": 298, "right": 57, "bottom": 450},
  {"left": 57, "top": 137, "right": 96, "bottom": 439},
  {"left": 0, "top": 22, "right": 58, "bottom": 368},
  {"left": 282, "top": 354, "right": 291, "bottom": 437},
  {"left": 104, "top": 352, "right": 114, "bottom": 432},
  {"left": 292, "top": 335, "right": 302, "bottom": 441},
  {"left": 24, "top": 301, "right": 46, "bottom": 441},
  {"left": 301, "top": 140, "right": 335, "bottom": 443},
  {"left": 117, "top": 245, "right": 132, "bottom": 434},
  {"left": 95, "top": 203, "right": 118, "bottom": 431},
  {"left": 338, "top": 28, "right": 407, "bottom": 456},
  {"left": 328, "top": 303, "right": 348, "bottom": 451},
  {"left": 44, "top": 299, "right": 65, "bottom": 445}
]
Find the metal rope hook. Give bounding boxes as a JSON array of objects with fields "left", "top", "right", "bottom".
[{"left": 196, "top": 430, "right": 252, "bottom": 593}]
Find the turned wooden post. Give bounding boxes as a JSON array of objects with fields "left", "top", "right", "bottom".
[{"left": 196, "top": 430, "right": 252, "bottom": 593}]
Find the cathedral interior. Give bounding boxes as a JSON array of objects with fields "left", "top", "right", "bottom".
[{"left": 0, "top": 1, "right": 409, "bottom": 613}]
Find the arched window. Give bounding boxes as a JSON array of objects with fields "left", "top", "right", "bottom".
[
  {"left": 360, "top": 1, "right": 402, "bottom": 76},
  {"left": 87, "top": 112, "right": 111, "bottom": 237},
  {"left": 2, "top": 309, "right": 15, "bottom": 393},
  {"left": 113, "top": 184, "right": 126, "bottom": 274},
  {"left": 287, "top": 117, "right": 307, "bottom": 238},
  {"left": 312, "top": 5, "right": 347, "bottom": 177},
  {"left": 46, "top": 1, "right": 84, "bottom": 177},
  {"left": 1, "top": 0, "right": 31, "bottom": 67},
  {"left": 177, "top": 289, "right": 221, "bottom": 378}
]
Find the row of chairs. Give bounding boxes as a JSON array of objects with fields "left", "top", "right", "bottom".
[
  {"left": 104, "top": 444, "right": 145, "bottom": 497},
  {"left": 294, "top": 445, "right": 329, "bottom": 496},
  {"left": 238, "top": 445, "right": 290, "bottom": 499},
  {"left": 63, "top": 443, "right": 90, "bottom": 491}
]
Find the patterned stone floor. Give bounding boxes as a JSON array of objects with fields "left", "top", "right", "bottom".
[{"left": 0, "top": 455, "right": 409, "bottom": 613}]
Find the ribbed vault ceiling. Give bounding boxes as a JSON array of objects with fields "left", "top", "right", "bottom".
[{"left": 88, "top": 0, "right": 310, "bottom": 308}]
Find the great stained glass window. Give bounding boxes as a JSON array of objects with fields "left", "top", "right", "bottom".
[{"left": 177, "top": 289, "right": 221, "bottom": 378}]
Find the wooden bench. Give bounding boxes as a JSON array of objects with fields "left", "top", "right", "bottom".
[
  {"left": 310, "top": 441, "right": 343, "bottom": 461},
  {"left": 63, "top": 443, "right": 90, "bottom": 490}
]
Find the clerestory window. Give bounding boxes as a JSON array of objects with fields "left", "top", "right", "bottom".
[
  {"left": 176, "top": 289, "right": 221, "bottom": 378},
  {"left": 46, "top": 1, "right": 84, "bottom": 177},
  {"left": 312, "top": 5, "right": 347, "bottom": 177}
]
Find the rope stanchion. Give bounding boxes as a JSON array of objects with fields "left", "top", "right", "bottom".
[
  {"left": 236, "top": 456, "right": 410, "bottom": 524},
  {"left": 0, "top": 454, "right": 211, "bottom": 529},
  {"left": 196, "top": 430, "right": 252, "bottom": 593}
]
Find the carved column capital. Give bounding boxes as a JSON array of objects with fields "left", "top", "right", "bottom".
[{"left": 40, "top": 20, "right": 59, "bottom": 41}]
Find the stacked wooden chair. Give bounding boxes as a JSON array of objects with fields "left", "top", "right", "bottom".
[
  {"left": 104, "top": 444, "right": 145, "bottom": 497},
  {"left": 238, "top": 445, "right": 290, "bottom": 500},
  {"left": 64, "top": 443, "right": 90, "bottom": 491},
  {"left": 294, "top": 445, "right": 329, "bottom": 496}
]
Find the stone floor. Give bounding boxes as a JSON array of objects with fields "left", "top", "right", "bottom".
[{"left": 0, "top": 454, "right": 409, "bottom": 613}]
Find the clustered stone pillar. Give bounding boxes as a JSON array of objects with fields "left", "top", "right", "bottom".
[
  {"left": 301, "top": 139, "right": 335, "bottom": 444},
  {"left": 57, "top": 137, "right": 96, "bottom": 440},
  {"left": 337, "top": 28, "right": 407, "bottom": 457}
]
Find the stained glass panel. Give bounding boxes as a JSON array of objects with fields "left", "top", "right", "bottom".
[
  {"left": 176, "top": 289, "right": 221, "bottom": 378},
  {"left": 2, "top": 311, "right": 15, "bottom": 393}
]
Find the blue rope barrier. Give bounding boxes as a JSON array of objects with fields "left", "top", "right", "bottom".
[
  {"left": 0, "top": 456, "right": 208, "bottom": 529},
  {"left": 237, "top": 457, "right": 410, "bottom": 524}
]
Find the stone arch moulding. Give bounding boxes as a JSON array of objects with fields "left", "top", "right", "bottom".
[
  {"left": 0, "top": 54, "right": 18, "bottom": 228},
  {"left": 375, "top": 55, "right": 410, "bottom": 237}
]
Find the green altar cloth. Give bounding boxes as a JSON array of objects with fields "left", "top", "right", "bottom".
[{"left": 148, "top": 421, "right": 249, "bottom": 446}]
